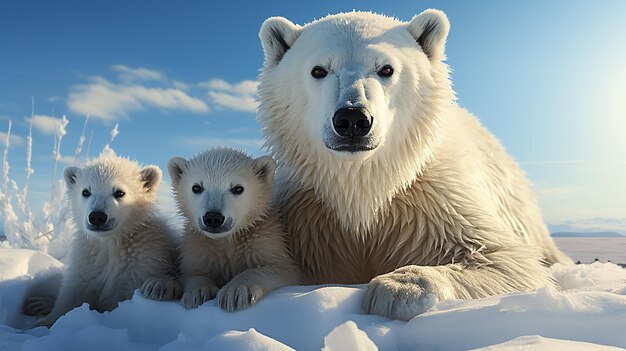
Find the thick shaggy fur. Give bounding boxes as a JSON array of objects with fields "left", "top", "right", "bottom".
[
  {"left": 25, "top": 156, "right": 181, "bottom": 327},
  {"left": 168, "top": 148, "right": 299, "bottom": 312},
  {"left": 257, "top": 10, "right": 571, "bottom": 320}
]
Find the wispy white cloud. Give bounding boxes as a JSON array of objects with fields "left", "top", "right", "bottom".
[
  {"left": 201, "top": 79, "right": 258, "bottom": 113},
  {"left": 25, "top": 115, "right": 62, "bottom": 135},
  {"left": 199, "top": 79, "right": 257, "bottom": 95},
  {"left": 172, "top": 80, "right": 190, "bottom": 90},
  {"left": 67, "top": 77, "right": 209, "bottom": 121},
  {"left": 0, "top": 132, "right": 24, "bottom": 146},
  {"left": 66, "top": 66, "right": 258, "bottom": 120},
  {"left": 111, "top": 65, "right": 165, "bottom": 82},
  {"left": 208, "top": 91, "right": 258, "bottom": 112}
]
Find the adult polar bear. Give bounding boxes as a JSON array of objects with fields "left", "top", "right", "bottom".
[{"left": 257, "top": 10, "right": 571, "bottom": 320}]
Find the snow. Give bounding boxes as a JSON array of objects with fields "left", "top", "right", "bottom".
[
  {"left": 1, "top": 247, "right": 625, "bottom": 350},
  {"left": 472, "top": 336, "right": 622, "bottom": 351},
  {"left": 322, "top": 321, "right": 377, "bottom": 351}
]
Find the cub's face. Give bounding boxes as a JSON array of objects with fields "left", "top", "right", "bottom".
[
  {"left": 168, "top": 150, "right": 276, "bottom": 239},
  {"left": 258, "top": 11, "right": 451, "bottom": 162},
  {"left": 63, "top": 158, "right": 161, "bottom": 238}
]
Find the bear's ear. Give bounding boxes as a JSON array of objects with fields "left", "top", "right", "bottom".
[
  {"left": 63, "top": 166, "right": 81, "bottom": 189},
  {"left": 252, "top": 156, "right": 277, "bottom": 183},
  {"left": 407, "top": 9, "right": 450, "bottom": 61},
  {"left": 259, "top": 17, "right": 301, "bottom": 66},
  {"left": 139, "top": 165, "right": 162, "bottom": 193},
  {"left": 167, "top": 157, "right": 189, "bottom": 186}
]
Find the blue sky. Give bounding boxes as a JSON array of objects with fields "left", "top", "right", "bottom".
[{"left": 1, "top": 0, "right": 625, "bottom": 224}]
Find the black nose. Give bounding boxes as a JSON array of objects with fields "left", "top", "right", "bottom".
[
  {"left": 203, "top": 212, "right": 225, "bottom": 228},
  {"left": 332, "top": 107, "right": 373, "bottom": 137},
  {"left": 88, "top": 211, "right": 108, "bottom": 226}
]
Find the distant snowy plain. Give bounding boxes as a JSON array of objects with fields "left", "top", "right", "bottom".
[
  {"left": 1, "top": 244, "right": 625, "bottom": 351},
  {"left": 554, "top": 237, "right": 626, "bottom": 264}
]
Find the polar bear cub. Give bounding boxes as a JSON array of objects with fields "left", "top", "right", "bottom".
[
  {"left": 27, "top": 155, "right": 181, "bottom": 327},
  {"left": 168, "top": 148, "right": 299, "bottom": 312}
]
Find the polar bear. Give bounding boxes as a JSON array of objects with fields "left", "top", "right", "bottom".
[
  {"left": 25, "top": 155, "right": 181, "bottom": 327},
  {"left": 257, "top": 10, "right": 572, "bottom": 320},
  {"left": 167, "top": 148, "right": 300, "bottom": 312}
]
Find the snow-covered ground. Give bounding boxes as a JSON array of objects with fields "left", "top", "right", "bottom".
[{"left": 1, "top": 247, "right": 625, "bottom": 350}]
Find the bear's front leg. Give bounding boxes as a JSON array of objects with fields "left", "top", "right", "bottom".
[
  {"left": 364, "top": 245, "right": 553, "bottom": 320},
  {"left": 364, "top": 265, "right": 453, "bottom": 321},
  {"left": 33, "top": 276, "right": 86, "bottom": 328}
]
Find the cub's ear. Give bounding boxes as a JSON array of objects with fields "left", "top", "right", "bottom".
[
  {"left": 140, "top": 165, "right": 162, "bottom": 193},
  {"left": 407, "top": 9, "right": 450, "bottom": 61},
  {"left": 259, "top": 17, "right": 301, "bottom": 66},
  {"left": 167, "top": 157, "right": 189, "bottom": 186},
  {"left": 253, "top": 156, "right": 277, "bottom": 183},
  {"left": 63, "top": 166, "right": 81, "bottom": 189}
]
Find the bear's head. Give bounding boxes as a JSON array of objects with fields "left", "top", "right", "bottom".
[
  {"left": 167, "top": 148, "right": 276, "bottom": 239},
  {"left": 63, "top": 156, "right": 162, "bottom": 239},
  {"left": 257, "top": 10, "right": 455, "bottom": 231}
]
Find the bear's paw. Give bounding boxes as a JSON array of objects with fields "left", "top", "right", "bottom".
[
  {"left": 180, "top": 285, "right": 220, "bottom": 309},
  {"left": 364, "top": 265, "right": 450, "bottom": 321},
  {"left": 217, "top": 282, "right": 265, "bottom": 312},
  {"left": 141, "top": 277, "right": 183, "bottom": 301}
]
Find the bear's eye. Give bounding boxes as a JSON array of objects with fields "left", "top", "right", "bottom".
[
  {"left": 82, "top": 189, "right": 91, "bottom": 198},
  {"left": 377, "top": 65, "right": 394, "bottom": 78},
  {"left": 230, "top": 185, "right": 244, "bottom": 195},
  {"left": 192, "top": 184, "right": 203, "bottom": 194},
  {"left": 113, "top": 190, "right": 125, "bottom": 199},
  {"left": 311, "top": 66, "right": 328, "bottom": 79}
]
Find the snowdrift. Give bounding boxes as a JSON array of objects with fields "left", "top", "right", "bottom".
[{"left": 1, "top": 247, "right": 625, "bottom": 350}]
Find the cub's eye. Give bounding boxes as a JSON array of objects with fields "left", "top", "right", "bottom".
[
  {"left": 311, "top": 66, "right": 328, "bottom": 79},
  {"left": 82, "top": 189, "right": 91, "bottom": 198},
  {"left": 230, "top": 185, "right": 244, "bottom": 195},
  {"left": 192, "top": 184, "right": 203, "bottom": 194},
  {"left": 377, "top": 65, "right": 394, "bottom": 78},
  {"left": 113, "top": 190, "right": 125, "bottom": 199}
]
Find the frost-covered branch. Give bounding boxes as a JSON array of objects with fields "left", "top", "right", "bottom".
[
  {"left": 85, "top": 130, "right": 94, "bottom": 161},
  {"left": 74, "top": 115, "right": 89, "bottom": 163},
  {"left": 51, "top": 115, "right": 68, "bottom": 184},
  {"left": 22, "top": 97, "right": 35, "bottom": 206},
  {"left": 101, "top": 123, "right": 119, "bottom": 157},
  {"left": 0, "top": 121, "right": 37, "bottom": 249},
  {"left": 2, "top": 121, "right": 11, "bottom": 196}
]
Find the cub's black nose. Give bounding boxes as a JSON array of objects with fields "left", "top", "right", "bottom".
[
  {"left": 203, "top": 212, "right": 225, "bottom": 228},
  {"left": 332, "top": 107, "right": 373, "bottom": 137},
  {"left": 88, "top": 211, "right": 108, "bottom": 226}
]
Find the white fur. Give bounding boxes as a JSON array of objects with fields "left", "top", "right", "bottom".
[
  {"left": 257, "top": 10, "right": 572, "bottom": 321},
  {"left": 168, "top": 148, "right": 300, "bottom": 312},
  {"left": 27, "top": 156, "right": 181, "bottom": 327}
]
